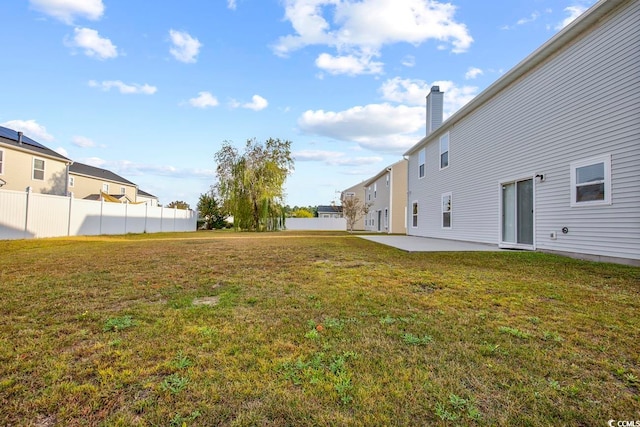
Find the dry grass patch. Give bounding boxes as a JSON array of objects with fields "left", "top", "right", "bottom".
[{"left": 0, "top": 231, "right": 638, "bottom": 426}]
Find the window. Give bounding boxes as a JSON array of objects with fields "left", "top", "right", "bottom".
[
  {"left": 120, "top": 186, "right": 126, "bottom": 195},
  {"left": 0, "top": 149, "right": 4, "bottom": 174},
  {"left": 33, "top": 158, "right": 45, "bottom": 180},
  {"left": 418, "top": 148, "right": 425, "bottom": 178},
  {"left": 386, "top": 173, "right": 389, "bottom": 187},
  {"left": 442, "top": 192, "right": 452, "bottom": 228},
  {"left": 374, "top": 183, "right": 377, "bottom": 199},
  {"left": 102, "top": 183, "right": 109, "bottom": 193},
  {"left": 570, "top": 154, "right": 611, "bottom": 206},
  {"left": 440, "top": 132, "right": 449, "bottom": 169},
  {"left": 412, "top": 201, "right": 418, "bottom": 228},
  {"left": 384, "top": 208, "right": 388, "bottom": 229},
  {"left": 368, "top": 187, "right": 371, "bottom": 201},
  {"left": 69, "top": 176, "right": 74, "bottom": 187}
]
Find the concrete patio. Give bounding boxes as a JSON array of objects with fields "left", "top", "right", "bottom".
[{"left": 357, "top": 235, "right": 504, "bottom": 252}]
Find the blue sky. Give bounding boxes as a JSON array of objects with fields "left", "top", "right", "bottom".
[{"left": 1, "top": 0, "right": 596, "bottom": 208}]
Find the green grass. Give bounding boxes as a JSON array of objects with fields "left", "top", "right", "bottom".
[{"left": 0, "top": 231, "right": 638, "bottom": 426}]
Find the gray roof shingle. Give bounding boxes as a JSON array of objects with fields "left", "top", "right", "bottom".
[
  {"left": 0, "top": 125, "right": 71, "bottom": 162},
  {"left": 69, "top": 162, "right": 137, "bottom": 186}
]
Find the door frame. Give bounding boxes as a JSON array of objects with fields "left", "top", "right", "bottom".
[{"left": 498, "top": 174, "right": 536, "bottom": 250}]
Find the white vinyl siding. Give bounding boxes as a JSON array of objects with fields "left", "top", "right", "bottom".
[
  {"left": 32, "top": 158, "right": 45, "bottom": 180},
  {"left": 406, "top": 0, "right": 640, "bottom": 262}
]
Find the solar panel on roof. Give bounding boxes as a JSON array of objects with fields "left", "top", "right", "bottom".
[{"left": 0, "top": 125, "right": 48, "bottom": 149}]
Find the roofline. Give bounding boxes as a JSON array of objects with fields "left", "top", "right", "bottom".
[
  {"left": 68, "top": 170, "right": 139, "bottom": 187},
  {"left": 404, "top": 0, "right": 626, "bottom": 156},
  {"left": 0, "top": 140, "right": 73, "bottom": 164},
  {"left": 363, "top": 159, "right": 407, "bottom": 187}
]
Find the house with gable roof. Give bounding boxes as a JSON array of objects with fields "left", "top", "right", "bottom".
[
  {"left": 404, "top": 0, "right": 639, "bottom": 265},
  {"left": 69, "top": 162, "right": 138, "bottom": 202},
  {"left": 0, "top": 125, "right": 72, "bottom": 195}
]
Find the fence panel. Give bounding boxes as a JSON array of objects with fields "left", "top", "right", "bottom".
[
  {"left": 0, "top": 188, "right": 197, "bottom": 240},
  {"left": 125, "top": 204, "right": 148, "bottom": 234},
  {"left": 28, "top": 192, "right": 71, "bottom": 238},
  {"left": 285, "top": 218, "right": 346, "bottom": 231},
  {"left": 0, "top": 189, "right": 30, "bottom": 238}
]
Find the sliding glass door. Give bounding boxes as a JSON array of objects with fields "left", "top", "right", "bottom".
[{"left": 501, "top": 178, "right": 533, "bottom": 246}]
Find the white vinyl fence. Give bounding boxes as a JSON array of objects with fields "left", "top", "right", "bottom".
[
  {"left": 285, "top": 217, "right": 346, "bottom": 231},
  {"left": 0, "top": 188, "right": 197, "bottom": 240}
]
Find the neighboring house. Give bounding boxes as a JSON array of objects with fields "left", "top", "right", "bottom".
[
  {"left": 404, "top": 0, "right": 639, "bottom": 265},
  {"left": 69, "top": 162, "right": 138, "bottom": 202},
  {"left": 341, "top": 181, "right": 367, "bottom": 231},
  {"left": 362, "top": 160, "right": 408, "bottom": 234},
  {"left": 0, "top": 126, "right": 72, "bottom": 195},
  {"left": 317, "top": 205, "right": 343, "bottom": 218},
  {"left": 137, "top": 189, "right": 159, "bottom": 206}
]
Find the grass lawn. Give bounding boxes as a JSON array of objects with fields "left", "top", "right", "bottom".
[{"left": 0, "top": 231, "right": 638, "bottom": 426}]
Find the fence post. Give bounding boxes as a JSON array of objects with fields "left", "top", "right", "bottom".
[
  {"left": 99, "top": 197, "right": 104, "bottom": 235},
  {"left": 24, "top": 187, "right": 32, "bottom": 238},
  {"left": 144, "top": 202, "right": 148, "bottom": 233},
  {"left": 124, "top": 202, "right": 128, "bottom": 234},
  {"left": 67, "top": 192, "right": 74, "bottom": 236}
]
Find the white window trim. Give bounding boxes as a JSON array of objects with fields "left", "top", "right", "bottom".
[
  {"left": 439, "top": 132, "right": 450, "bottom": 170},
  {"left": 442, "top": 192, "right": 452, "bottom": 229},
  {"left": 0, "top": 148, "right": 4, "bottom": 175},
  {"left": 32, "top": 157, "right": 45, "bottom": 181},
  {"left": 411, "top": 201, "right": 419, "bottom": 228},
  {"left": 418, "top": 148, "right": 426, "bottom": 179},
  {"left": 102, "top": 183, "right": 109, "bottom": 193},
  {"left": 570, "top": 154, "right": 611, "bottom": 207}
]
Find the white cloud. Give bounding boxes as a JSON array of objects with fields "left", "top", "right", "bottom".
[
  {"left": 169, "top": 30, "right": 202, "bottom": 63},
  {"left": 294, "top": 149, "right": 383, "bottom": 166},
  {"left": 30, "top": 0, "right": 104, "bottom": 24},
  {"left": 517, "top": 11, "right": 541, "bottom": 26},
  {"left": 0, "top": 119, "right": 54, "bottom": 142},
  {"left": 227, "top": 0, "right": 237, "bottom": 9},
  {"left": 298, "top": 103, "right": 424, "bottom": 152},
  {"left": 401, "top": 55, "right": 416, "bottom": 67},
  {"left": 274, "top": 0, "right": 473, "bottom": 75},
  {"left": 315, "top": 52, "right": 383, "bottom": 75},
  {"left": 379, "top": 77, "right": 478, "bottom": 119},
  {"left": 233, "top": 95, "right": 269, "bottom": 111},
  {"left": 71, "top": 136, "right": 96, "bottom": 148},
  {"left": 67, "top": 27, "right": 117, "bottom": 59},
  {"left": 188, "top": 92, "right": 219, "bottom": 108},
  {"left": 88, "top": 80, "right": 157, "bottom": 95},
  {"left": 55, "top": 147, "right": 69, "bottom": 157},
  {"left": 465, "top": 67, "right": 483, "bottom": 80},
  {"left": 80, "top": 157, "right": 214, "bottom": 179},
  {"left": 556, "top": 5, "right": 588, "bottom": 30}
]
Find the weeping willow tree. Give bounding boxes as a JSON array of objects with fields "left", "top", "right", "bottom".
[{"left": 215, "top": 138, "right": 294, "bottom": 231}]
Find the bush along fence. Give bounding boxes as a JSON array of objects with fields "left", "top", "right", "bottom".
[{"left": 0, "top": 187, "right": 197, "bottom": 240}]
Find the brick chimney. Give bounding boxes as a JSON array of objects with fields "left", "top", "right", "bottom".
[{"left": 426, "top": 85, "right": 443, "bottom": 135}]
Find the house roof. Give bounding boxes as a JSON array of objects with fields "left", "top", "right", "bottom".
[
  {"left": 69, "top": 162, "right": 137, "bottom": 186},
  {"left": 363, "top": 159, "right": 407, "bottom": 187},
  {"left": 317, "top": 205, "right": 343, "bottom": 214},
  {"left": 404, "top": 0, "right": 626, "bottom": 156},
  {"left": 0, "top": 125, "right": 72, "bottom": 163},
  {"left": 137, "top": 189, "right": 157, "bottom": 199}
]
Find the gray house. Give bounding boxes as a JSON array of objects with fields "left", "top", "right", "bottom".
[{"left": 404, "top": 0, "right": 639, "bottom": 265}]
